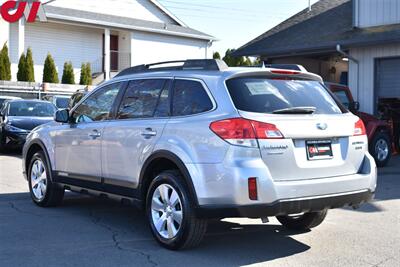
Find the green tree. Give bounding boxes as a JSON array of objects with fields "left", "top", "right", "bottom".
[
  {"left": 213, "top": 52, "right": 221, "bottom": 60},
  {"left": 79, "top": 63, "right": 87, "bottom": 85},
  {"left": 43, "top": 53, "right": 59, "bottom": 83},
  {"left": 0, "top": 43, "right": 11, "bottom": 81},
  {"left": 17, "top": 53, "right": 27, "bottom": 81},
  {"left": 79, "top": 63, "right": 92, "bottom": 86},
  {"left": 85, "top": 63, "right": 92, "bottom": 86},
  {"left": 222, "top": 49, "right": 254, "bottom": 67},
  {"left": 25, "top": 47, "right": 35, "bottom": 82},
  {"left": 62, "top": 61, "right": 75, "bottom": 84}
]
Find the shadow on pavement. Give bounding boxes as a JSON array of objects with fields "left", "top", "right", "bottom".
[{"left": 0, "top": 192, "right": 310, "bottom": 266}]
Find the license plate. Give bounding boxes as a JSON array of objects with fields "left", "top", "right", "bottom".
[{"left": 306, "top": 140, "right": 333, "bottom": 160}]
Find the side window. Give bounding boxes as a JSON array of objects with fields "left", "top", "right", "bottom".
[
  {"left": 73, "top": 83, "right": 121, "bottom": 123},
  {"left": 172, "top": 80, "right": 213, "bottom": 116},
  {"left": 117, "top": 79, "right": 167, "bottom": 119}
]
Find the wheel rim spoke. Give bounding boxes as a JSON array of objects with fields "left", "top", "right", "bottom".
[
  {"left": 172, "top": 210, "right": 183, "bottom": 225},
  {"left": 167, "top": 217, "right": 177, "bottom": 238},
  {"left": 152, "top": 198, "right": 164, "bottom": 212}
]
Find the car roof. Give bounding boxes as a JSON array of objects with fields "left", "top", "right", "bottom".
[
  {"left": 0, "top": 96, "right": 22, "bottom": 100},
  {"left": 7, "top": 99, "right": 54, "bottom": 104},
  {"left": 107, "top": 67, "right": 323, "bottom": 86}
]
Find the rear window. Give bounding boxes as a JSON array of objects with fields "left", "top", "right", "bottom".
[{"left": 226, "top": 78, "right": 343, "bottom": 115}]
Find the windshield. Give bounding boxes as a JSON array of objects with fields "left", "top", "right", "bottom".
[
  {"left": 226, "top": 78, "right": 344, "bottom": 115},
  {"left": 55, "top": 97, "right": 70, "bottom": 109},
  {"left": 9, "top": 101, "right": 56, "bottom": 117}
]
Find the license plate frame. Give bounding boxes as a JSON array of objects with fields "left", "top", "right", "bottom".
[{"left": 306, "top": 140, "right": 333, "bottom": 160}]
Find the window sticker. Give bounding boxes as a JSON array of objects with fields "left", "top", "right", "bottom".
[{"left": 246, "top": 81, "right": 276, "bottom": 95}]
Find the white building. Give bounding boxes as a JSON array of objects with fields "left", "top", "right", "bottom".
[
  {"left": 0, "top": 0, "right": 215, "bottom": 84},
  {"left": 233, "top": 0, "right": 400, "bottom": 115}
]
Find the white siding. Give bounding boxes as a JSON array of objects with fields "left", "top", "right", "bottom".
[
  {"left": 24, "top": 22, "right": 103, "bottom": 83},
  {"left": 49, "top": 0, "right": 176, "bottom": 24},
  {"left": 348, "top": 44, "right": 400, "bottom": 114},
  {"left": 355, "top": 0, "right": 400, "bottom": 27},
  {"left": 130, "top": 31, "right": 209, "bottom": 66}
]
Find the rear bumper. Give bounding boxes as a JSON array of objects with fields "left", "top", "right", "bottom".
[{"left": 196, "top": 190, "right": 374, "bottom": 218}]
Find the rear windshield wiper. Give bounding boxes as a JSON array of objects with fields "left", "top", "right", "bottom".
[{"left": 272, "top": 107, "right": 316, "bottom": 114}]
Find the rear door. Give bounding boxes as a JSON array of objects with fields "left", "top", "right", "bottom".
[
  {"left": 226, "top": 77, "right": 367, "bottom": 181},
  {"left": 101, "top": 79, "right": 171, "bottom": 192}
]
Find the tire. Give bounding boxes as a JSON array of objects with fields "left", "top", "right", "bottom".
[
  {"left": 28, "top": 151, "right": 64, "bottom": 207},
  {"left": 276, "top": 210, "right": 328, "bottom": 231},
  {"left": 370, "top": 132, "right": 392, "bottom": 168},
  {"left": 146, "top": 170, "right": 207, "bottom": 250}
]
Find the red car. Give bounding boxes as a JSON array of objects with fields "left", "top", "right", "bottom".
[{"left": 326, "top": 83, "right": 393, "bottom": 167}]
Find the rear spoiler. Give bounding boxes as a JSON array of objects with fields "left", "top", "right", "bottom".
[{"left": 226, "top": 69, "right": 323, "bottom": 82}]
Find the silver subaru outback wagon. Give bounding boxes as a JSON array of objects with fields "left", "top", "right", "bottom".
[{"left": 22, "top": 59, "right": 377, "bottom": 250}]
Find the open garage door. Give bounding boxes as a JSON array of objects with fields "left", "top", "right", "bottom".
[{"left": 376, "top": 57, "right": 400, "bottom": 150}]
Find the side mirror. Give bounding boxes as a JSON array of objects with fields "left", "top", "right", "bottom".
[
  {"left": 54, "top": 109, "right": 70, "bottom": 123},
  {"left": 350, "top": 101, "right": 360, "bottom": 112}
]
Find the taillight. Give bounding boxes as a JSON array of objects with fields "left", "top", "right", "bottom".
[
  {"left": 210, "top": 118, "right": 283, "bottom": 147},
  {"left": 354, "top": 119, "right": 366, "bottom": 136}
]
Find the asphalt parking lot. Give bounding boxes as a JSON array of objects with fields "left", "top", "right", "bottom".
[{"left": 0, "top": 152, "right": 399, "bottom": 267}]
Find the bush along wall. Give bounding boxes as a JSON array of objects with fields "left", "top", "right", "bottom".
[
  {"left": 62, "top": 61, "right": 75, "bottom": 84},
  {"left": 43, "top": 53, "right": 59, "bottom": 83},
  {"left": 0, "top": 43, "right": 11, "bottom": 81}
]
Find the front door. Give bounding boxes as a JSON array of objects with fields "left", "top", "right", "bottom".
[
  {"left": 101, "top": 79, "right": 171, "bottom": 194},
  {"left": 54, "top": 82, "right": 123, "bottom": 186}
]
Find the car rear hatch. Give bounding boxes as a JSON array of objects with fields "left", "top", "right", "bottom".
[{"left": 217, "top": 71, "right": 368, "bottom": 181}]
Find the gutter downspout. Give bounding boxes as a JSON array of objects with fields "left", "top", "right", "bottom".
[{"left": 336, "top": 44, "right": 360, "bottom": 102}]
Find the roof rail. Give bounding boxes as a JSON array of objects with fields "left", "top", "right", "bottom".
[{"left": 116, "top": 59, "right": 228, "bottom": 77}]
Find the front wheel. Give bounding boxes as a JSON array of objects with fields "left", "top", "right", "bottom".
[
  {"left": 146, "top": 170, "right": 207, "bottom": 250},
  {"left": 370, "top": 132, "right": 392, "bottom": 167},
  {"left": 28, "top": 151, "right": 64, "bottom": 207},
  {"left": 276, "top": 210, "right": 328, "bottom": 231}
]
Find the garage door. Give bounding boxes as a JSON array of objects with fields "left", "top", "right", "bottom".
[{"left": 376, "top": 57, "right": 400, "bottom": 100}]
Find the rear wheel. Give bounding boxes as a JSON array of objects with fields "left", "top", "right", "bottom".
[
  {"left": 28, "top": 151, "right": 64, "bottom": 207},
  {"left": 146, "top": 170, "right": 207, "bottom": 250},
  {"left": 276, "top": 210, "right": 328, "bottom": 231},
  {"left": 370, "top": 132, "right": 392, "bottom": 167}
]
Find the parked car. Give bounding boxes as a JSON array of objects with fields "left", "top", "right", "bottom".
[
  {"left": 68, "top": 89, "right": 89, "bottom": 109},
  {"left": 22, "top": 59, "right": 376, "bottom": 250},
  {"left": 326, "top": 83, "right": 393, "bottom": 167},
  {"left": 42, "top": 95, "right": 70, "bottom": 109},
  {"left": 0, "top": 96, "right": 22, "bottom": 109},
  {"left": 0, "top": 100, "right": 57, "bottom": 151}
]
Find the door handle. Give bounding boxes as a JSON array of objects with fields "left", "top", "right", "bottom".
[
  {"left": 141, "top": 128, "right": 157, "bottom": 138},
  {"left": 88, "top": 130, "right": 101, "bottom": 139}
]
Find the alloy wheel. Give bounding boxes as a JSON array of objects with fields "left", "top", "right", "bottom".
[
  {"left": 375, "top": 138, "right": 389, "bottom": 162},
  {"left": 30, "top": 159, "right": 47, "bottom": 201},
  {"left": 151, "top": 184, "right": 183, "bottom": 239}
]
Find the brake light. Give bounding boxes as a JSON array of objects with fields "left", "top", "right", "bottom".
[
  {"left": 354, "top": 119, "right": 366, "bottom": 136},
  {"left": 270, "top": 70, "right": 300, "bottom": 75},
  {"left": 210, "top": 118, "right": 283, "bottom": 147}
]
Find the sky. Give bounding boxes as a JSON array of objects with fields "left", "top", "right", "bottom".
[{"left": 157, "top": 0, "right": 319, "bottom": 56}]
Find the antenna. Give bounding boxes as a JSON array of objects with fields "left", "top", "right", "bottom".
[{"left": 308, "top": 0, "right": 312, "bottom": 12}]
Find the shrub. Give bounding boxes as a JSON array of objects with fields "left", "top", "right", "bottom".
[
  {"left": 213, "top": 52, "right": 221, "bottom": 60},
  {"left": 0, "top": 43, "right": 11, "bottom": 81},
  {"left": 25, "top": 47, "right": 35, "bottom": 82},
  {"left": 79, "top": 62, "right": 92, "bottom": 85},
  {"left": 62, "top": 61, "right": 75, "bottom": 84},
  {"left": 17, "top": 53, "right": 27, "bottom": 81},
  {"left": 43, "top": 53, "right": 59, "bottom": 83}
]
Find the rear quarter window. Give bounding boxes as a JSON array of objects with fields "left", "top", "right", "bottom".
[{"left": 172, "top": 80, "right": 213, "bottom": 116}]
